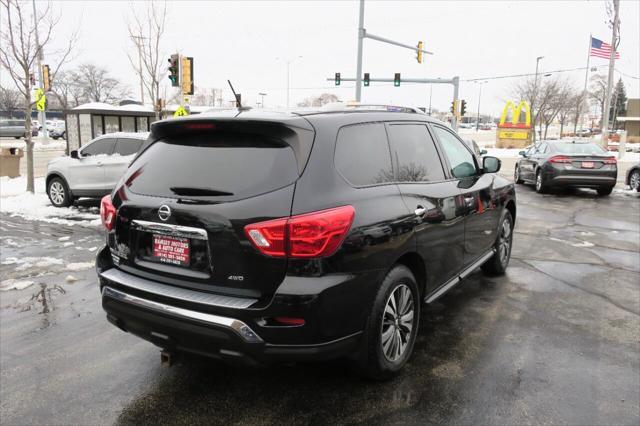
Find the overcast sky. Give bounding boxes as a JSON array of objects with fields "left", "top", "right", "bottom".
[{"left": 7, "top": 0, "right": 640, "bottom": 115}]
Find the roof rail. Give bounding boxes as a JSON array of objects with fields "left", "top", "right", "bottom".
[{"left": 319, "top": 102, "right": 425, "bottom": 114}]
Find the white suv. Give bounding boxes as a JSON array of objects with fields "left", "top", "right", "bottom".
[{"left": 46, "top": 132, "right": 149, "bottom": 207}]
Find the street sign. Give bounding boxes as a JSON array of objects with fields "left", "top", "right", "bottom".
[
  {"left": 173, "top": 105, "right": 189, "bottom": 117},
  {"left": 35, "top": 88, "right": 46, "bottom": 111}
]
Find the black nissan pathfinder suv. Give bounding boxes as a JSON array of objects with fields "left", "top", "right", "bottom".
[{"left": 96, "top": 105, "right": 516, "bottom": 379}]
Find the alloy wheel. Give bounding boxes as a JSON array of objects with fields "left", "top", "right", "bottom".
[
  {"left": 381, "top": 283, "right": 414, "bottom": 362},
  {"left": 631, "top": 171, "right": 640, "bottom": 191},
  {"left": 536, "top": 173, "right": 542, "bottom": 191},
  {"left": 498, "top": 217, "right": 512, "bottom": 265},
  {"left": 49, "top": 181, "right": 65, "bottom": 206}
]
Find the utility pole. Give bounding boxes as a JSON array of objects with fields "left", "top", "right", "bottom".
[
  {"left": 131, "top": 35, "right": 146, "bottom": 104},
  {"left": 532, "top": 56, "right": 544, "bottom": 142},
  {"left": 601, "top": 0, "right": 620, "bottom": 146},
  {"left": 31, "top": 0, "right": 47, "bottom": 139}
]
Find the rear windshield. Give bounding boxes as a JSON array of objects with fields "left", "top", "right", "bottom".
[
  {"left": 553, "top": 143, "right": 607, "bottom": 155},
  {"left": 128, "top": 133, "right": 299, "bottom": 200}
]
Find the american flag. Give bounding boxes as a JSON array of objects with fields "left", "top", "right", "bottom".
[{"left": 590, "top": 37, "right": 620, "bottom": 59}]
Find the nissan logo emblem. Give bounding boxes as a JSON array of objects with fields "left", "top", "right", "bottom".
[{"left": 158, "top": 205, "right": 171, "bottom": 221}]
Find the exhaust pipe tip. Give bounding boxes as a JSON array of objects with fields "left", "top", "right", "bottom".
[{"left": 161, "top": 350, "right": 175, "bottom": 367}]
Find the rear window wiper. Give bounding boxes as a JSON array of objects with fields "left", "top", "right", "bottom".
[{"left": 169, "top": 187, "right": 234, "bottom": 197}]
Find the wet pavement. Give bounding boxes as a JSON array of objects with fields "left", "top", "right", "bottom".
[{"left": 1, "top": 186, "right": 639, "bottom": 425}]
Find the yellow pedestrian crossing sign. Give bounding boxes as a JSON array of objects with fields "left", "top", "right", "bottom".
[
  {"left": 35, "top": 88, "right": 46, "bottom": 112},
  {"left": 173, "top": 105, "right": 189, "bottom": 117}
]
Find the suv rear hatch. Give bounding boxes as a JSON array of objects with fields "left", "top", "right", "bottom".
[{"left": 110, "top": 116, "right": 315, "bottom": 301}]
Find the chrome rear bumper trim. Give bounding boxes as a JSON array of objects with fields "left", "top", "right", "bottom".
[
  {"left": 100, "top": 268, "right": 257, "bottom": 309},
  {"left": 131, "top": 220, "right": 208, "bottom": 240},
  {"left": 102, "top": 286, "right": 263, "bottom": 343}
]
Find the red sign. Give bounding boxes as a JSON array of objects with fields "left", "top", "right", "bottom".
[{"left": 152, "top": 235, "right": 190, "bottom": 266}]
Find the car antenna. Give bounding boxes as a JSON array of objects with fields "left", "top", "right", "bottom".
[{"left": 227, "top": 80, "right": 249, "bottom": 111}]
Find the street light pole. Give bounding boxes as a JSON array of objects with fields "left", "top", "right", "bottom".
[
  {"left": 131, "top": 35, "right": 147, "bottom": 104},
  {"left": 428, "top": 84, "right": 433, "bottom": 116},
  {"left": 355, "top": 0, "right": 365, "bottom": 102},
  {"left": 475, "top": 81, "right": 487, "bottom": 132},
  {"left": 277, "top": 56, "right": 302, "bottom": 108},
  {"left": 259, "top": 92, "right": 267, "bottom": 108},
  {"left": 532, "top": 56, "right": 544, "bottom": 142}
]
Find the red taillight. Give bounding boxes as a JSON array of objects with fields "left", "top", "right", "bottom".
[
  {"left": 100, "top": 195, "right": 116, "bottom": 231},
  {"left": 244, "top": 205, "right": 355, "bottom": 258},
  {"left": 604, "top": 157, "right": 617, "bottom": 164},
  {"left": 549, "top": 155, "right": 572, "bottom": 164},
  {"left": 273, "top": 317, "right": 305, "bottom": 326}
]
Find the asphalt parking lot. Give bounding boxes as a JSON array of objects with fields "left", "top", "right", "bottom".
[{"left": 1, "top": 186, "right": 639, "bottom": 425}]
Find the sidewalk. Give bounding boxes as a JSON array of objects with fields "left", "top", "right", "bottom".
[{"left": 0, "top": 137, "right": 66, "bottom": 178}]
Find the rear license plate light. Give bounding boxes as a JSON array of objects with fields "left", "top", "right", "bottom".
[
  {"left": 152, "top": 234, "right": 190, "bottom": 266},
  {"left": 582, "top": 162, "right": 595, "bottom": 168}
]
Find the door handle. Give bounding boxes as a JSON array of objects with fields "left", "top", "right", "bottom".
[{"left": 414, "top": 206, "right": 426, "bottom": 216}]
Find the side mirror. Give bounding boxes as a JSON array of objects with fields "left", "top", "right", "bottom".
[
  {"left": 483, "top": 156, "right": 501, "bottom": 173},
  {"left": 479, "top": 149, "right": 488, "bottom": 156},
  {"left": 518, "top": 150, "right": 526, "bottom": 157},
  {"left": 70, "top": 150, "right": 79, "bottom": 159}
]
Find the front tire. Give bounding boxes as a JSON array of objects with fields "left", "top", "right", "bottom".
[
  {"left": 629, "top": 170, "right": 640, "bottom": 192},
  {"left": 47, "top": 177, "right": 72, "bottom": 207},
  {"left": 514, "top": 166, "right": 524, "bottom": 184},
  {"left": 482, "top": 210, "right": 514, "bottom": 275},
  {"left": 357, "top": 265, "right": 420, "bottom": 380},
  {"left": 597, "top": 186, "right": 614, "bottom": 196}
]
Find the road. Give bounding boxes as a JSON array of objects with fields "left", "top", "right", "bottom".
[{"left": 1, "top": 185, "right": 639, "bottom": 425}]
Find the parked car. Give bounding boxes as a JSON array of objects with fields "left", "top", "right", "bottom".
[
  {"left": 96, "top": 106, "right": 517, "bottom": 379},
  {"left": 46, "top": 132, "right": 149, "bottom": 207},
  {"left": 49, "top": 121, "right": 66, "bottom": 139},
  {"left": 33, "top": 120, "right": 41, "bottom": 130},
  {"left": 0, "top": 119, "right": 37, "bottom": 138},
  {"left": 575, "top": 128, "right": 592, "bottom": 137},
  {"left": 463, "top": 138, "right": 487, "bottom": 159},
  {"left": 514, "top": 140, "right": 617, "bottom": 195},
  {"left": 625, "top": 163, "right": 640, "bottom": 192}
]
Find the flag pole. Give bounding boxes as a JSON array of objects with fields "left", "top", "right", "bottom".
[{"left": 578, "top": 34, "right": 592, "bottom": 133}]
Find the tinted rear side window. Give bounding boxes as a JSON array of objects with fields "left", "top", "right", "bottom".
[
  {"left": 335, "top": 123, "right": 393, "bottom": 186},
  {"left": 387, "top": 124, "right": 445, "bottom": 182},
  {"left": 82, "top": 138, "right": 116, "bottom": 156},
  {"left": 128, "top": 133, "right": 299, "bottom": 200},
  {"left": 114, "top": 138, "right": 144, "bottom": 156}
]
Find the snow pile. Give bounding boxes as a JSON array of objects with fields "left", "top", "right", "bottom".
[
  {"left": 0, "top": 176, "right": 100, "bottom": 227},
  {"left": 66, "top": 262, "right": 94, "bottom": 271},
  {"left": 0, "top": 279, "right": 35, "bottom": 291},
  {"left": 484, "top": 148, "right": 524, "bottom": 159}
]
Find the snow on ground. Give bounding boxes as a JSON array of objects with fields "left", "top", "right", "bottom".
[
  {"left": 0, "top": 176, "right": 100, "bottom": 227},
  {"left": 0, "top": 138, "right": 67, "bottom": 151}
]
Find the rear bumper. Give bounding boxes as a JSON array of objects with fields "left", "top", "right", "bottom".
[
  {"left": 549, "top": 174, "right": 616, "bottom": 188},
  {"left": 96, "top": 247, "right": 369, "bottom": 364}
]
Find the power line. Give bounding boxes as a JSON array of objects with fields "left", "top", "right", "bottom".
[{"left": 462, "top": 65, "right": 609, "bottom": 82}]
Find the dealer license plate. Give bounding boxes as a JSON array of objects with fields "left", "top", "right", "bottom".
[
  {"left": 581, "top": 162, "right": 594, "bottom": 169},
  {"left": 152, "top": 234, "right": 190, "bottom": 266}
]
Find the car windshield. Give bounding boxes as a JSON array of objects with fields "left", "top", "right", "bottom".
[{"left": 553, "top": 143, "right": 607, "bottom": 155}]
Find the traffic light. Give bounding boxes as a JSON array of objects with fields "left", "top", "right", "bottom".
[
  {"left": 460, "top": 100, "right": 467, "bottom": 116},
  {"left": 335, "top": 72, "right": 341, "bottom": 86},
  {"left": 42, "top": 65, "right": 51, "bottom": 91},
  {"left": 394, "top": 73, "right": 401, "bottom": 87},
  {"left": 168, "top": 54, "right": 179, "bottom": 87},
  {"left": 416, "top": 41, "right": 423, "bottom": 64},
  {"left": 181, "top": 56, "right": 194, "bottom": 95},
  {"left": 450, "top": 100, "right": 457, "bottom": 114},
  {"left": 364, "top": 73, "right": 370, "bottom": 87}
]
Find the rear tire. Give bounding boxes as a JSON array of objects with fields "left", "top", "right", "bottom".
[
  {"left": 597, "top": 186, "right": 613, "bottom": 196},
  {"left": 514, "top": 166, "right": 524, "bottom": 184},
  {"left": 481, "top": 210, "right": 514, "bottom": 276},
  {"left": 356, "top": 265, "right": 420, "bottom": 381},
  {"left": 47, "top": 177, "right": 72, "bottom": 207},
  {"left": 535, "top": 169, "right": 546, "bottom": 193}
]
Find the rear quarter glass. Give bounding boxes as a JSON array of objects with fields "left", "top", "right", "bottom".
[{"left": 126, "top": 133, "right": 300, "bottom": 201}]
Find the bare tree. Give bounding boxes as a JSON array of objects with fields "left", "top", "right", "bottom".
[
  {"left": 0, "top": 0, "right": 77, "bottom": 192},
  {"left": 538, "top": 77, "right": 571, "bottom": 139},
  {"left": 74, "top": 63, "right": 130, "bottom": 103},
  {"left": 571, "top": 91, "right": 589, "bottom": 134},
  {"left": 127, "top": 2, "right": 167, "bottom": 119},
  {"left": 511, "top": 76, "right": 558, "bottom": 140},
  {"left": 0, "top": 86, "right": 22, "bottom": 117},
  {"left": 297, "top": 93, "right": 340, "bottom": 107},
  {"left": 589, "top": 74, "right": 608, "bottom": 128},
  {"left": 50, "top": 70, "right": 84, "bottom": 110},
  {"left": 557, "top": 87, "right": 580, "bottom": 137}
]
